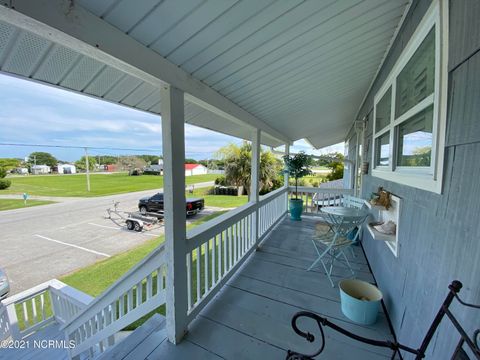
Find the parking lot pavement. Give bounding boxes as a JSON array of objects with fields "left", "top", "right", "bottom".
[{"left": 0, "top": 187, "right": 218, "bottom": 295}]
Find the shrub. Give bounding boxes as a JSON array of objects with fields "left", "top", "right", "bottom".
[
  {"left": 0, "top": 167, "right": 6, "bottom": 178},
  {"left": 215, "top": 176, "right": 227, "bottom": 186},
  {"left": 0, "top": 179, "right": 11, "bottom": 189}
]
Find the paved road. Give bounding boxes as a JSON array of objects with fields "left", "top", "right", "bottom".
[{"left": 0, "top": 182, "right": 215, "bottom": 295}]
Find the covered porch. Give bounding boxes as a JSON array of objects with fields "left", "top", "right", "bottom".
[
  {"left": 101, "top": 216, "right": 392, "bottom": 360},
  {"left": 0, "top": 212, "right": 394, "bottom": 360},
  {"left": 1, "top": 0, "right": 479, "bottom": 359}
]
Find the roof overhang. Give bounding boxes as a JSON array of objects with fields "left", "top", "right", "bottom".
[{"left": 0, "top": 0, "right": 411, "bottom": 149}]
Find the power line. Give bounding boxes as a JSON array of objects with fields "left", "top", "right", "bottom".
[{"left": 0, "top": 142, "right": 162, "bottom": 153}]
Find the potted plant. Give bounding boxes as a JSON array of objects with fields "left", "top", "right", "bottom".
[{"left": 283, "top": 152, "right": 313, "bottom": 221}]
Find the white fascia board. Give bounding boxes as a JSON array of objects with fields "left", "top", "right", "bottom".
[{"left": 0, "top": 0, "right": 290, "bottom": 145}]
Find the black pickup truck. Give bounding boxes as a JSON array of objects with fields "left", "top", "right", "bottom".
[{"left": 138, "top": 192, "right": 204, "bottom": 216}]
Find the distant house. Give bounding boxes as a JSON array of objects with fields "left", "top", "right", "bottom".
[
  {"left": 13, "top": 167, "right": 28, "bottom": 175},
  {"left": 185, "top": 163, "right": 207, "bottom": 176},
  {"left": 104, "top": 164, "right": 118, "bottom": 172},
  {"left": 57, "top": 163, "right": 76, "bottom": 174},
  {"left": 31, "top": 164, "right": 51, "bottom": 175}
]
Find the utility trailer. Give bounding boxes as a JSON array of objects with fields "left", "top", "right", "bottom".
[{"left": 106, "top": 202, "right": 164, "bottom": 232}]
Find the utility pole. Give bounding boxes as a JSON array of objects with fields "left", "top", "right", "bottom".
[{"left": 85, "top": 147, "right": 91, "bottom": 192}]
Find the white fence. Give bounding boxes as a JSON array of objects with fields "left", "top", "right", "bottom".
[
  {"left": 0, "top": 279, "right": 92, "bottom": 341},
  {"left": 288, "top": 186, "right": 354, "bottom": 214},
  {"left": 0, "top": 304, "right": 10, "bottom": 341},
  {"left": 62, "top": 245, "right": 167, "bottom": 359},
  {"left": 185, "top": 186, "right": 288, "bottom": 321}
]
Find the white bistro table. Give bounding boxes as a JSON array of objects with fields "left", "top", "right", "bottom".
[
  {"left": 320, "top": 206, "right": 369, "bottom": 219},
  {"left": 309, "top": 206, "right": 369, "bottom": 286}
]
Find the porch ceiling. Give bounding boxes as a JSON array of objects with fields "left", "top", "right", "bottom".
[{"left": 0, "top": 0, "right": 409, "bottom": 149}]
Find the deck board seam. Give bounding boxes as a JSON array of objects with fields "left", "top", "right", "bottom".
[
  {"left": 182, "top": 338, "right": 227, "bottom": 359},
  {"left": 236, "top": 272, "right": 342, "bottom": 303},
  {"left": 225, "top": 282, "right": 389, "bottom": 333},
  {"left": 259, "top": 243, "right": 369, "bottom": 266},
  {"left": 249, "top": 255, "right": 372, "bottom": 283},
  {"left": 254, "top": 249, "right": 373, "bottom": 276},
  {"left": 198, "top": 314, "right": 288, "bottom": 352}
]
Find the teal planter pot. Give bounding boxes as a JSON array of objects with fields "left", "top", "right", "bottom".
[
  {"left": 289, "top": 198, "right": 303, "bottom": 221},
  {"left": 339, "top": 279, "right": 383, "bottom": 325}
]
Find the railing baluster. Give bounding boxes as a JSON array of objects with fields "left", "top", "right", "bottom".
[
  {"left": 40, "top": 293, "right": 46, "bottom": 321},
  {"left": 222, "top": 230, "right": 227, "bottom": 275},
  {"left": 228, "top": 226, "right": 233, "bottom": 270},
  {"left": 146, "top": 274, "right": 153, "bottom": 300},
  {"left": 212, "top": 235, "right": 216, "bottom": 286},
  {"left": 187, "top": 252, "right": 192, "bottom": 310},
  {"left": 217, "top": 234, "right": 222, "bottom": 282},
  {"left": 196, "top": 246, "right": 201, "bottom": 303},
  {"left": 204, "top": 240, "right": 209, "bottom": 293},
  {"left": 22, "top": 301, "right": 30, "bottom": 329},
  {"left": 233, "top": 223, "right": 237, "bottom": 263},
  {"left": 31, "top": 297, "right": 38, "bottom": 323}
]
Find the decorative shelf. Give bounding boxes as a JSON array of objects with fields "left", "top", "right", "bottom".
[
  {"left": 367, "top": 224, "right": 396, "bottom": 243},
  {"left": 366, "top": 194, "right": 401, "bottom": 257}
]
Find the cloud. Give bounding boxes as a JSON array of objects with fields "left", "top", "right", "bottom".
[
  {"left": 0, "top": 74, "right": 243, "bottom": 161},
  {"left": 0, "top": 74, "right": 340, "bottom": 161}
]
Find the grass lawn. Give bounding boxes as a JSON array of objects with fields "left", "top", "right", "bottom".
[
  {"left": 187, "top": 187, "right": 248, "bottom": 208},
  {"left": 59, "top": 211, "right": 227, "bottom": 330},
  {"left": 2, "top": 173, "right": 218, "bottom": 197},
  {"left": 0, "top": 199, "right": 55, "bottom": 211}
]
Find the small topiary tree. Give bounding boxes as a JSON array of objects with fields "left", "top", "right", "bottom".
[
  {"left": 0, "top": 167, "right": 6, "bottom": 179},
  {"left": 283, "top": 152, "right": 313, "bottom": 199}
]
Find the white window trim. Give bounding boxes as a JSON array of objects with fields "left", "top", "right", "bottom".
[{"left": 371, "top": 0, "right": 448, "bottom": 194}]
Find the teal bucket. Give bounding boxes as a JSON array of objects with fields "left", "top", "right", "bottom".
[
  {"left": 289, "top": 199, "right": 303, "bottom": 221},
  {"left": 339, "top": 279, "right": 383, "bottom": 325}
]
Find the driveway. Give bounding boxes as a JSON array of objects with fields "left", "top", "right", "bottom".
[{"left": 0, "top": 183, "right": 217, "bottom": 295}]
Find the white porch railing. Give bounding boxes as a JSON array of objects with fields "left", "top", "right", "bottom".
[
  {"left": 62, "top": 245, "right": 167, "bottom": 359},
  {"left": 185, "top": 186, "right": 288, "bottom": 321},
  {"left": 0, "top": 279, "right": 92, "bottom": 341},
  {"left": 258, "top": 187, "right": 289, "bottom": 239},
  {"left": 0, "top": 303, "right": 10, "bottom": 341},
  {"left": 288, "top": 186, "right": 354, "bottom": 214}
]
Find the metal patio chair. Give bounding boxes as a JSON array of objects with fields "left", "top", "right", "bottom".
[
  {"left": 342, "top": 195, "right": 368, "bottom": 258},
  {"left": 308, "top": 212, "right": 368, "bottom": 287}
]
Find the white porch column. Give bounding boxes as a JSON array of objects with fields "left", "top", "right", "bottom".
[
  {"left": 251, "top": 129, "right": 261, "bottom": 245},
  {"left": 161, "top": 85, "right": 188, "bottom": 344},
  {"left": 284, "top": 144, "right": 290, "bottom": 187},
  {"left": 284, "top": 144, "right": 290, "bottom": 212}
]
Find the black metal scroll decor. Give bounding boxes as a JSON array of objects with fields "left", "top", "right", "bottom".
[{"left": 286, "top": 281, "right": 480, "bottom": 360}]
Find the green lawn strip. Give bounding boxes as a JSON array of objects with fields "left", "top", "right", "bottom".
[
  {"left": 0, "top": 199, "right": 55, "bottom": 211},
  {"left": 60, "top": 211, "right": 228, "bottom": 330},
  {"left": 2, "top": 173, "right": 218, "bottom": 197},
  {"left": 187, "top": 187, "right": 248, "bottom": 208}
]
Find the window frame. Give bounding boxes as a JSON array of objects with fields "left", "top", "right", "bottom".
[{"left": 371, "top": 0, "right": 448, "bottom": 194}]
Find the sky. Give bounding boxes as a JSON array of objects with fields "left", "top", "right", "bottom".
[{"left": 0, "top": 73, "right": 343, "bottom": 162}]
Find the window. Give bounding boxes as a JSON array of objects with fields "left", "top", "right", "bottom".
[{"left": 371, "top": 0, "right": 448, "bottom": 194}]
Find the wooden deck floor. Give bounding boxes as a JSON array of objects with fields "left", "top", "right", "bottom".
[{"left": 116, "top": 215, "right": 395, "bottom": 359}]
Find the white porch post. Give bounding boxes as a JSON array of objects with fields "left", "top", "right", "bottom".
[
  {"left": 251, "top": 128, "right": 261, "bottom": 246},
  {"left": 161, "top": 85, "right": 188, "bottom": 344},
  {"left": 284, "top": 144, "right": 290, "bottom": 187},
  {"left": 284, "top": 144, "right": 290, "bottom": 211}
]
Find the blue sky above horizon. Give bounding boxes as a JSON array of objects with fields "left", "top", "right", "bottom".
[{"left": 0, "top": 73, "right": 343, "bottom": 162}]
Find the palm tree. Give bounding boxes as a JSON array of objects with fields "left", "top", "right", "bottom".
[{"left": 216, "top": 142, "right": 281, "bottom": 195}]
